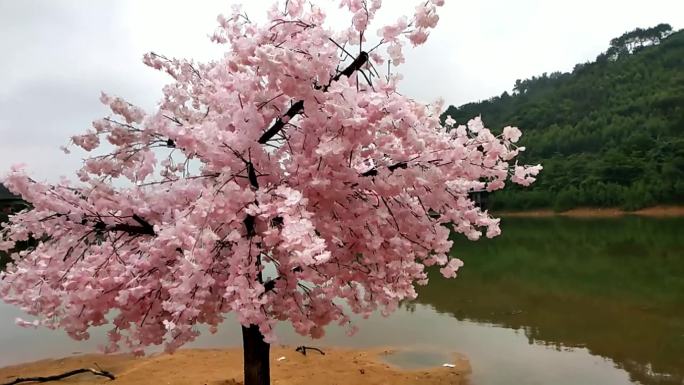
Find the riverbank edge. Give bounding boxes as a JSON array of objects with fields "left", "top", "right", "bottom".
[
  {"left": 0, "top": 346, "right": 471, "bottom": 385},
  {"left": 495, "top": 205, "right": 684, "bottom": 218}
]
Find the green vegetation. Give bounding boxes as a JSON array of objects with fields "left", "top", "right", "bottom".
[{"left": 442, "top": 25, "right": 684, "bottom": 211}]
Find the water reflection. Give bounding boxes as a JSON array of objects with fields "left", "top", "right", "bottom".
[
  {"left": 1, "top": 216, "right": 682, "bottom": 385},
  {"left": 415, "top": 216, "right": 684, "bottom": 385},
  {"left": 382, "top": 350, "right": 454, "bottom": 370}
]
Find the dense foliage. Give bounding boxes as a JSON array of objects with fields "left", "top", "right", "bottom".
[{"left": 443, "top": 26, "right": 684, "bottom": 211}]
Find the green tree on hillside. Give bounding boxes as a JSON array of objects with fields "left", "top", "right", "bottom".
[{"left": 443, "top": 26, "right": 684, "bottom": 211}]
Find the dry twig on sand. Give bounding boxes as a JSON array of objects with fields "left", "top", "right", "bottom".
[{"left": 2, "top": 367, "right": 115, "bottom": 385}]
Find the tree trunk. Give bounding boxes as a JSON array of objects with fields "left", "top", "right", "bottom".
[{"left": 242, "top": 324, "right": 270, "bottom": 385}]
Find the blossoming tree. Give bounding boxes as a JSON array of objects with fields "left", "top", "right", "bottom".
[{"left": 0, "top": 1, "right": 540, "bottom": 384}]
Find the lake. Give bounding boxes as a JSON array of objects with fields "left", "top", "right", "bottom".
[{"left": 1, "top": 216, "right": 683, "bottom": 385}]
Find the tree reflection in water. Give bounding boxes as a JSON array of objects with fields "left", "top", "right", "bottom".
[{"left": 414, "top": 216, "right": 684, "bottom": 385}]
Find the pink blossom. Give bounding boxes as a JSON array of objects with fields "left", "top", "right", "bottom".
[
  {"left": 387, "top": 43, "right": 405, "bottom": 66},
  {"left": 0, "top": 0, "right": 539, "bottom": 360},
  {"left": 408, "top": 30, "right": 429, "bottom": 46},
  {"left": 71, "top": 132, "right": 100, "bottom": 151},
  {"left": 503, "top": 126, "right": 522, "bottom": 143},
  {"left": 414, "top": 3, "right": 440, "bottom": 29},
  {"left": 377, "top": 16, "right": 408, "bottom": 41},
  {"left": 352, "top": 11, "right": 368, "bottom": 32},
  {"left": 369, "top": 52, "right": 385, "bottom": 65},
  {"left": 15, "top": 318, "right": 39, "bottom": 328},
  {"left": 439, "top": 258, "right": 463, "bottom": 278},
  {"left": 467, "top": 116, "right": 484, "bottom": 133},
  {"left": 286, "top": 0, "right": 304, "bottom": 17}
]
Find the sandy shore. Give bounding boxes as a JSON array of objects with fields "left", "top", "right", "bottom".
[
  {"left": 0, "top": 347, "right": 470, "bottom": 385},
  {"left": 497, "top": 205, "right": 684, "bottom": 218}
]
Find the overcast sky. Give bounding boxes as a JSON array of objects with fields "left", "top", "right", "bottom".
[{"left": 1, "top": 0, "right": 682, "bottom": 181}]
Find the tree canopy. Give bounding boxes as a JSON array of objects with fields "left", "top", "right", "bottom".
[
  {"left": 0, "top": 1, "right": 539, "bottom": 384},
  {"left": 443, "top": 26, "right": 684, "bottom": 211}
]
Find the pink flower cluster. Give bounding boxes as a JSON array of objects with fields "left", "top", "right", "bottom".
[{"left": 0, "top": 0, "right": 540, "bottom": 354}]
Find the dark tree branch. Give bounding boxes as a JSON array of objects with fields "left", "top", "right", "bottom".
[
  {"left": 247, "top": 163, "right": 260, "bottom": 189},
  {"left": 107, "top": 223, "right": 155, "bottom": 236},
  {"left": 257, "top": 100, "right": 304, "bottom": 144},
  {"left": 242, "top": 156, "right": 260, "bottom": 238},
  {"left": 336, "top": 52, "right": 368, "bottom": 81},
  {"left": 243, "top": 215, "right": 256, "bottom": 238},
  {"left": 35, "top": 195, "right": 157, "bottom": 238},
  {"left": 295, "top": 345, "right": 325, "bottom": 356},
  {"left": 360, "top": 161, "right": 408, "bottom": 177},
  {"left": 258, "top": 51, "right": 369, "bottom": 144},
  {"left": 91, "top": 214, "right": 157, "bottom": 237},
  {"left": 132, "top": 214, "right": 155, "bottom": 235},
  {"left": 93, "top": 216, "right": 156, "bottom": 237},
  {"left": 2, "top": 367, "right": 115, "bottom": 385}
]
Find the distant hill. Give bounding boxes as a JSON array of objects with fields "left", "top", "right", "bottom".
[
  {"left": 0, "top": 183, "right": 17, "bottom": 202},
  {"left": 0, "top": 183, "right": 24, "bottom": 212},
  {"left": 0, "top": 181, "right": 27, "bottom": 227},
  {"left": 442, "top": 25, "right": 684, "bottom": 211},
  {"left": 0, "top": 184, "right": 27, "bottom": 269}
]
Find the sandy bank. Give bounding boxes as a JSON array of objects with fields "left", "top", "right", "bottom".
[
  {"left": 496, "top": 205, "right": 684, "bottom": 218},
  {"left": 0, "top": 347, "right": 470, "bottom": 385}
]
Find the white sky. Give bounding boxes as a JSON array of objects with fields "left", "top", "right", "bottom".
[{"left": 1, "top": 0, "right": 682, "bottom": 181}]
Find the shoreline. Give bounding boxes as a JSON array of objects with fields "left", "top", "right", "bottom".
[
  {"left": 0, "top": 346, "right": 470, "bottom": 385},
  {"left": 495, "top": 205, "right": 684, "bottom": 218}
]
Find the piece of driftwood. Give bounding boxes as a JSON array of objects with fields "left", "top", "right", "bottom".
[
  {"left": 2, "top": 367, "right": 115, "bottom": 385},
  {"left": 295, "top": 346, "right": 325, "bottom": 356}
]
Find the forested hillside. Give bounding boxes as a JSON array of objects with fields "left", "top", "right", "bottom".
[{"left": 443, "top": 25, "right": 684, "bottom": 211}]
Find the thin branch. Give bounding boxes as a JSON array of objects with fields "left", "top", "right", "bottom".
[
  {"left": 2, "top": 367, "right": 115, "bottom": 385},
  {"left": 367, "top": 38, "right": 385, "bottom": 53},
  {"left": 328, "top": 38, "right": 355, "bottom": 60},
  {"left": 295, "top": 346, "right": 325, "bottom": 356}
]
